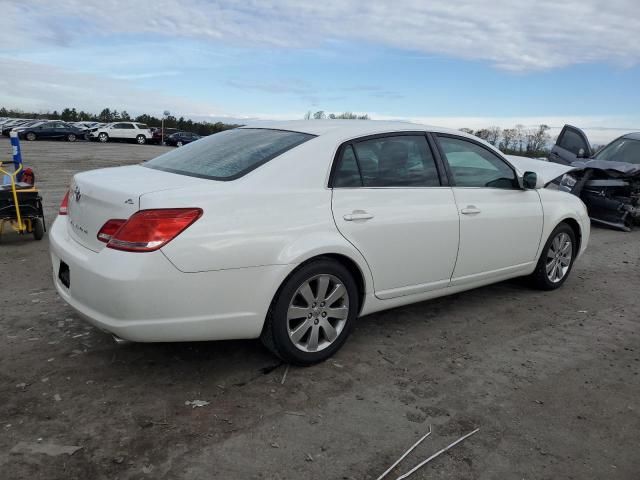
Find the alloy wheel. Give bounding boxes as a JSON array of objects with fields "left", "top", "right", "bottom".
[
  {"left": 286, "top": 274, "right": 349, "bottom": 353},
  {"left": 546, "top": 232, "right": 572, "bottom": 283}
]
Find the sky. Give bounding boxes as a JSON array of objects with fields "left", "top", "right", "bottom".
[{"left": 1, "top": 0, "right": 639, "bottom": 143}]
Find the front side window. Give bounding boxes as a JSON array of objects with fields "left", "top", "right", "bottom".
[
  {"left": 558, "top": 129, "right": 587, "bottom": 155},
  {"left": 145, "top": 128, "right": 314, "bottom": 180},
  {"left": 333, "top": 135, "right": 440, "bottom": 187},
  {"left": 438, "top": 136, "right": 518, "bottom": 189}
]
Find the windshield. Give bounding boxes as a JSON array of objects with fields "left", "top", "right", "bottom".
[
  {"left": 594, "top": 137, "right": 640, "bottom": 164},
  {"left": 144, "top": 128, "right": 314, "bottom": 180}
]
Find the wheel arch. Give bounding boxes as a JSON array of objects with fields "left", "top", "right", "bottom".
[
  {"left": 561, "top": 217, "right": 582, "bottom": 254},
  {"left": 267, "top": 249, "right": 371, "bottom": 326}
]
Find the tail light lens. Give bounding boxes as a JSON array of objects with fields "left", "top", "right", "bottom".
[
  {"left": 97, "top": 219, "right": 126, "bottom": 243},
  {"left": 106, "top": 208, "right": 202, "bottom": 252},
  {"left": 59, "top": 190, "right": 70, "bottom": 215}
]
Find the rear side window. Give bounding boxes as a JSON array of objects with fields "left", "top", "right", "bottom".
[
  {"left": 136, "top": 124, "right": 148, "bottom": 129},
  {"left": 333, "top": 135, "right": 440, "bottom": 187},
  {"left": 437, "top": 136, "right": 517, "bottom": 189},
  {"left": 145, "top": 128, "right": 314, "bottom": 180}
]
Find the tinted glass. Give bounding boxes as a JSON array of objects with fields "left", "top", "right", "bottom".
[
  {"left": 136, "top": 123, "right": 148, "bottom": 129},
  {"left": 438, "top": 136, "right": 517, "bottom": 189},
  {"left": 145, "top": 128, "right": 314, "bottom": 180},
  {"left": 350, "top": 135, "right": 440, "bottom": 187},
  {"left": 594, "top": 137, "right": 640, "bottom": 164},
  {"left": 333, "top": 145, "right": 361, "bottom": 187},
  {"left": 558, "top": 129, "right": 587, "bottom": 155}
]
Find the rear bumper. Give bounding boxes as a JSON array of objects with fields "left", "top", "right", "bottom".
[{"left": 49, "top": 216, "right": 289, "bottom": 342}]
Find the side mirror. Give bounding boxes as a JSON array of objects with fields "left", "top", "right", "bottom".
[{"left": 522, "top": 171, "right": 538, "bottom": 189}]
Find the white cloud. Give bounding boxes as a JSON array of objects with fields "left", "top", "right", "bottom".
[
  {"left": 0, "top": 57, "right": 221, "bottom": 117},
  {"left": 2, "top": 0, "right": 639, "bottom": 72}
]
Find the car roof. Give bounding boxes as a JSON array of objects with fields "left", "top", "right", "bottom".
[
  {"left": 238, "top": 120, "right": 468, "bottom": 138},
  {"left": 622, "top": 132, "right": 640, "bottom": 141}
]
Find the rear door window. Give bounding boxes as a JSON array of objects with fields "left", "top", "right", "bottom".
[
  {"left": 333, "top": 135, "right": 441, "bottom": 187},
  {"left": 145, "top": 128, "right": 314, "bottom": 180}
]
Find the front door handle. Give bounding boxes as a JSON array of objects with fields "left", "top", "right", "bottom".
[
  {"left": 461, "top": 206, "right": 481, "bottom": 215},
  {"left": 343, "top": 211, "right": 374, "bottom": 221}
]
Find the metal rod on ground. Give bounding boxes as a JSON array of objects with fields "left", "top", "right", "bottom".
[
  {"left": 375, "top": 426, "right": 432, "bottom": 480},
  {"left": 395, "top": 428, "right": 480, "bottom": 480},
  {"left": 281, "top": 364, "right": 289, "bottom": 385}
]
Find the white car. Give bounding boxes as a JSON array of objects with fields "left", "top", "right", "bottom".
[
  {"left": 50, "top": 121, "right": 589, "bottom": 364},
  {"left": 89, "top": 121, "right": 152, "bottom": 144}
]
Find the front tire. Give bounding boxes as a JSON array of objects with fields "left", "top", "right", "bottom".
[
  {"left": 26, "top": 132, "right": 37, "bottom": 141},
  {"left": 176, "top": 141, "right": 183, "bottom": 147},
  {"left": 98, "top": 132, "right": 109, "bottom": 143},
  {"left": 529, "top": 223, "right": 576, "bottom": 290},
  {"left": 136, "top": 135, "right": 146, "bottom": 145},
  {"left": 67, "top": 133, "right": 77, "bottom": 142},
  {"left": 261, "top": 259, "right": 359, "bottom": 365}
]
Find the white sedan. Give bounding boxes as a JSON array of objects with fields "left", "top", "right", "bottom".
[{"left": 50, "top": 121, "right": 589, "bottom": 364}]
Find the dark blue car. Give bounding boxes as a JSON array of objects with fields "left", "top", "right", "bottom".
[{"left": 165, "top": 131, "right": 202, "bottom": 147}]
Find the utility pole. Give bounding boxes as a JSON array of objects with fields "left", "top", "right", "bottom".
[{"left": 161, "top": 110, "right": 170, "bottom": 145}]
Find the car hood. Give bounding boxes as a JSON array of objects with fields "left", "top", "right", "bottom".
[
  {"left": 571, "top": 159, "right": 640, "bottom": 177},
  {"left": 506, "top": 155, "right": 577, "bottom": 185}
]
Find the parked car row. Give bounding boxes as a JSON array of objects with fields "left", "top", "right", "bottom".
[{"left": 0, "top": 118, "right": 201, "bottom": 147}]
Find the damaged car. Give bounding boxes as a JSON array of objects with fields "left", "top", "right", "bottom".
[{"left": 549, "top": 125, "right": 640, "bottom": 231}]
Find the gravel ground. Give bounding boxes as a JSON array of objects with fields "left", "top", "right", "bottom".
[{"left": 1, "top": 138, "right": 639, "bottom": 480}]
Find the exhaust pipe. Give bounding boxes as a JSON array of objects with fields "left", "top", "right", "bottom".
[{"left": 112, "top": 334, "right": 132, "bottom": 345}]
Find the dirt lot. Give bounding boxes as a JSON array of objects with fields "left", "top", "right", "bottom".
[{"left": 1, "top": 138, "right": 639, "bottom": 480}]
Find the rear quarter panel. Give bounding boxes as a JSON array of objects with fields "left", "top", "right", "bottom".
[{"left": 145, "top": 137, "right": 374, "bottom": 291}]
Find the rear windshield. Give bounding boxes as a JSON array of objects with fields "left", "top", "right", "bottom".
[{"left": 144, "top": 128, "right": 315, "bottom": 180}]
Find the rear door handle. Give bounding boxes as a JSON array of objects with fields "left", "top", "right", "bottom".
[
  {"left": 343, "top": 211, "right": 374, "bottom": 221},
  {"left": 461, "top": 206, "right": 481, "bottom": 215}
]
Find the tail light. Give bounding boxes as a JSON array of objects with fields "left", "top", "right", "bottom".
[
  {"left": 106, "top": 208, "right": 202, "bottom": 252},
  {"left": 97, "top": 219, "right": 126, "bottom": 243},
  {"left": 59, "top": 190, "right": 70, "bottom": 215}
]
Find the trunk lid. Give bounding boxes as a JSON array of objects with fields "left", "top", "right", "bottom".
[{"left": 66, "top": 165, "right": 209, "bottom": 251}]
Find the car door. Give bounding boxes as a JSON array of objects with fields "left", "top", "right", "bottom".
[
  {"left": 331, "top": 133, "right": 460, "bottom": 299},
  {"left": 38, "top": 122, "right": 56, "bottom": 138},
  {"left": 549, "top": 125, "right": 591, "bottom": 165},
  {"left": 435, "top": 134, "right": 543, "bottom": 284}
]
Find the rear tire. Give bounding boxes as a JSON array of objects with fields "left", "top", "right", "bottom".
[
  {"left": 261, "top": 258, "right": 359, "bottom": 365},
  {"left": 529, "top": 223, "right": 576, "bottom": 290},
  {"left": 98, "top": 132, "right": 109, "bottom": 143},
  {"left": 67, "top": 133, "right": 76, "bottom": 142},
  {"left": 26, "top": 132, "right": 36, "bottom": 141},
  {"left": 32, "top": 218, "right": 45, "bottom": 240},
  {"left": 177, "top": 141, "right": 183, "bottom": 147},
  {"left": 136, "top": 135, "right": 146, "bottom": 145}
]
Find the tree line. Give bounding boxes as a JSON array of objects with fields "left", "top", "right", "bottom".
[
  {"left": 0, "top": 106, "right": 239, "bottom": 136},
  {"left": 304, "top": 111, "right": 370, "bottom": 120},
  {"left": 460, "top": 124, "right": 551, "bottom": 157}
]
